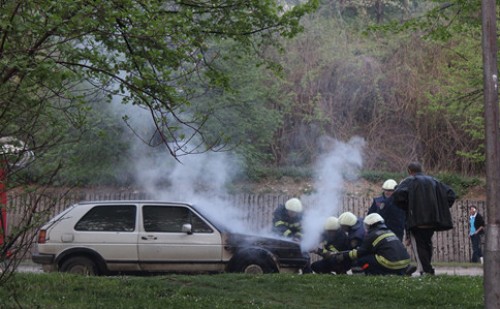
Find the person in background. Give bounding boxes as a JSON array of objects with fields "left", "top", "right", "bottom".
[
  {"left": 332, "top": 213, "right": 415, "bottom": 276},
  {"left": 311, "top": 216, "right": 350, "bottom": 274},
  {"left": 367, "top": 179, "right": 406, "bottom": 241},
  {"left": 469, "top": 205, "right": 485, "bottom": 264},
  {"left": 272, "top": 198, "right": 304, "bottom": 241},
  {"left": 392, "top": 162, "right": 456, "bottom": 276}
]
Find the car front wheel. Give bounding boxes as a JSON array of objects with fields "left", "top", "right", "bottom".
[
  {"left": 229, "top": 249, "right": 278, "bottom": 274},
  {"left": 60, "top": 256, "right": 99, "bottom": 275}
]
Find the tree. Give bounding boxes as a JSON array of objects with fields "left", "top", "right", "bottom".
[
  {"left": 0, "top": 0, "right": 319, "bottom": 282},
  {"left": 0, "top": 0, "right": 318, "bottom": 158}
]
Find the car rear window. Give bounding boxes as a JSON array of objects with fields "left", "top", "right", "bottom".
[
  {"left": 74, "top": 205, "right": 136, "bottom": 232},
  {"left": 143, "top": 205, "right": 213, "bottom": 233}
]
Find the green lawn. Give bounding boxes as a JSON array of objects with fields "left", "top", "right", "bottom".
[{"left": 0, "top": 273, "right": 483, "bottom": 308}]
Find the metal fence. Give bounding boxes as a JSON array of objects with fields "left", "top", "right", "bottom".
[{"left": 5, "top": 189, "right": 486, "bottom": 263}]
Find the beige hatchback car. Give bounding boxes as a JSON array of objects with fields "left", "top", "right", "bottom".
[{"left": 32, "top": 200, "right": 308, "bottom": 275}]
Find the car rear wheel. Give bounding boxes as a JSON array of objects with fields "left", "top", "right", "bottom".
[{"left": 60, "top": 256, "right": 99, "bottom": 275}]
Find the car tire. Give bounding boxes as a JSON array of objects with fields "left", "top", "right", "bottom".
[
  {"left": 60, "top": 256, "right": 99, "bottom": 275},
  {"left": 229, "top": 249, "right": 278, "bottom": 274}
]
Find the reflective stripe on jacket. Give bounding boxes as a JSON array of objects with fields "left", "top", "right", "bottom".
[{"left": 345, "top": 224, "right": 410, "bottom": 270}]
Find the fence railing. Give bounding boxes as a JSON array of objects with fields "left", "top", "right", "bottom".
[{"left": 5, "top": 189, "right": 485, "bottom": 263}]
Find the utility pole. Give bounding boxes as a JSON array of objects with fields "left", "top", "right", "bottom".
[{"left": 481, "top": 0, "right": 500, "bottom": 308}]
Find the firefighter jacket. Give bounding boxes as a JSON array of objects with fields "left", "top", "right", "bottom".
[
  {"left": 343, "top": 223, "right": 410, "bottom": 270},
  {"left": 345, "top": 218, "right": 366, "bottom": 249},
  {"left": 318, "top": 230, "right": 349, "bottom": 255},
  {"left": 368, "top": 194, "right": 406, "bottom": 240},
  {"left": 393, "top": 173, "right": 456, "bottom": 231},
  {"left": 272, "top": 204, "right": 302, "bottom": 239}
]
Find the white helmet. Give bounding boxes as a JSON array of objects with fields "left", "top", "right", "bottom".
[
  {"left": 364, "top": 213, "right": 384, "bottom": 226},
  {"left": 382, "top": 179, "right": 397, "bottom": 190},
  {"left": 285, "top": 198, "right": 303, "bottom": 213},
  {"left": 338, "top": 212, "right": 357, "bottom": 227},
  {"left": 324, "top": 216, "right": 340, "bottom": 231}
]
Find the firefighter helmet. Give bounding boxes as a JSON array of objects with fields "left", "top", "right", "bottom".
[
  {"left": 364, "top": 213, "right": 384, "bottom": 226},
  {"left": 285, "top": 198, "right": 303, "bottom": 213},
  {"left": 338, "top": 212, "right": 357, "bottom": 227},
  {"left": 324, "top": 216, "right": 340, "bottom": 231},
  {"left": 382, "top": 179, "right": 397, "bottom": 191}
]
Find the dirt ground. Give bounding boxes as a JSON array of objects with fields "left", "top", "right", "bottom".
[{"left": 232, "top": 177, "right": 486, "bottom": 200}]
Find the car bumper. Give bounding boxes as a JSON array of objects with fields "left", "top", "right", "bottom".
[{"left": 32, "top": 252, "right": 55, "bottom": 265}]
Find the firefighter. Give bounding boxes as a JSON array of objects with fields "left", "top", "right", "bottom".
[
  {"left": 338, "top": 211, "right": 365, "bottom": 249},
  {"left": 367, "top": 179, "right": 406, "bottom": 241},
  {"left": 311, "top": 216, "right": 350, "bottom": 274},
  {"left": 333, "top": 213, "right": 416, "bottom": 276},
  {"left": 272, "top": 198, "right": 303, "bottom": 240}
]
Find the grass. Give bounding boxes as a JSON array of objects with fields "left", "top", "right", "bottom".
[{"left": 0, "top": 272, "right": 484, "bottom": 309}]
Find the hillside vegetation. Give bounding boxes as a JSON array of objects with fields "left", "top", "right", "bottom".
[{"left": 2, "top": 1, "right": 488, "bottom": 190}]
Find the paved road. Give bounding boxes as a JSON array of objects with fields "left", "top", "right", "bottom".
[{"left": 434, "top": 266, "right": 483, "bottom": 276}]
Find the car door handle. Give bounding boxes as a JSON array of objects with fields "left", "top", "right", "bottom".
[{"left": 141, "top": 235, "right": 157, "bottom": 240}]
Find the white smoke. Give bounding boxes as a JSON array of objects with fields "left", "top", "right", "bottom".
[
  {"left": 108, "top": 100, "right": 252, "bottom": 233},
  {"left": 300, "top": 136, "right": 365, "bottom": 251},
  {"left": 108, "top": 97, "right": 365, "bottom": 242}
]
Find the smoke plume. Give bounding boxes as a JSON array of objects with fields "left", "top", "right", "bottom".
[
  {"left": 300, "top": 136, "right": 365, "bottom": 251},
  {"left": 109, "top": 100, "right": 365, "bottom": 246}
]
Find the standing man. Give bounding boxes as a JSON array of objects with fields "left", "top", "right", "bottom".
[
  {"left": 469, "top": 206, "right": 485, "bottom": 264},
  {"left": 367, "top": 179, "right": 406, "bottom": 241},
  {"left": 392, "top": 162, "right": 456, "bottom": 276}
]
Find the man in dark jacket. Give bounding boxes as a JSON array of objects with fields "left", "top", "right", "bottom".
[
  {"left": 469, "top": 206, "right": 485, "bottom": 263},
  {"left": 367, "top": 179, "right": 406, "bottom": 241},
  {"left": 333, "top": 213, "right": 414, "bottom": 276},
  {"left": 392, "top": 162, "right": 456, "bottom": 276}
]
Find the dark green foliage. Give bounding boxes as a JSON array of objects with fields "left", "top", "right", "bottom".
[
  {"left": 1, "top": 0, "right": 490, "bottom": 186},
  {"left": 244, "top": 165, "right": 314, "bottom": 182},
  {"left": 360, "top": 170, "right": 406, "bottom": 184},
  {"left": 360, "top": 170, "right": 483, "bottom": 199},
  {"left": 435, "top": 172, "right": 483, "bottom": 198}
]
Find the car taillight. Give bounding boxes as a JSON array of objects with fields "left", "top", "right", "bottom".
[{"left": 37, "top": 230, "right": 47, "bottom": 244}]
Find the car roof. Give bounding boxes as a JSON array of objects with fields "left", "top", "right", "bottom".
[
  {"left": 76, "top": 200, "right": 193, "bottom": 206},
  {"left": 72, "top": 200, "right": 227, "bottom": 232}
]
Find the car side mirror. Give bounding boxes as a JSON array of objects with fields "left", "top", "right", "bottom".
[{"left": 182, "top": 223, "right": 192, "bottom": 234}]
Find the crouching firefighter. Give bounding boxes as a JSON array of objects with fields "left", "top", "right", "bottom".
[
  {"left": 332, "top": 213, "right": 416, "bottom": 276},
  {"left": 311, "top": 216, "right": 350, "bottom": 274}
]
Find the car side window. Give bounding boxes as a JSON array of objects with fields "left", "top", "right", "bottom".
[
  {"left": 75, "top": 205, "right": 136, "bottom": 232},
  {"left": 143, "top": 206, "right": 213, "bottom": 233}
]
